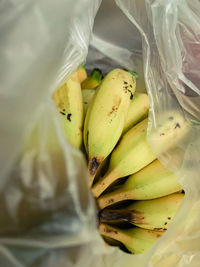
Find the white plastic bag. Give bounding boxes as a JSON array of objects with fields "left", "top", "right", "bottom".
[{"left": 0, "top": 0, "right": 200, "bottom": 266}]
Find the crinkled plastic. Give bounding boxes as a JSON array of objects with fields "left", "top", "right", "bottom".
[{"left": 0, "top": 0, "right": 200, "bottom": 266}]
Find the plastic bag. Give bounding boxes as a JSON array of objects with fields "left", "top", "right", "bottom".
[{"left": 0, "top": 0, "right": 200, "bottom": 266}]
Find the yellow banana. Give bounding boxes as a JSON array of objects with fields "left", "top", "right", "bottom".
[
  {"left": 150, "top": 110, "right": 189, "bottom": 155},
  {"left": 84, "top": 69, "right": 136, "bottom": 186},
  {"left": 53, "top": 72, "right": 83, "bottom": 148},
  {"left": 81, "top": 68, "right": 102, "bottom": 89},
  {"left": 92, "top": 118, "right": 156, "bottom": 197},
  {"left": 97, "top": 160, "right": 182, "bottom": 209},
  {"left": 123, "top": 93, "right": 149, "bottom": 134},
  {"left": 99, "top": 223, "right": 164, "bottom": 254},
  {"left": 82, "top": 88, "right": 96, "bottom": 116},
  {"left": 99, "top": 193, "right": 184, "bottom": 230}
]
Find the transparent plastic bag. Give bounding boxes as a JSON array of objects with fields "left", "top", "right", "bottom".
[{"left": 0, "top": 0, "right": 200, "bottom": 266}]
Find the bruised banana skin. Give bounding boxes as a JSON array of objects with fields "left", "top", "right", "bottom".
[
  {"left": 99, "top": 193, "right": 184, "bottom": 231},
  {"left": 81, "top": 68, "right": 103, "bottom": 89},
  {"left": 97, "top": 159, "right": 182, "bottom": 209},
  {"left": 53, "top": 72, "right": 83, "bottom": 148},
  {"left": 123, "top": 93, "right": 149, "bottom": 134},
  {"left": 77, "top": 66, "right": 87, "bottom": 83},
  {"left": 92, "top": 118, "right": 156, "bottom": 197},
  {"left": 99, "top": 223, "right": 164, "bottom": 254},
  {"left": 84, "top": 69, "right": 136, "bottom": 186}
]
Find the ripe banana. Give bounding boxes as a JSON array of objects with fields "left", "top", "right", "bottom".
[
  {"left": 123, "top": 93, "right": 149, "bottom": 134},
  {"left": 97, "top": 160, "right": 182, "bottom": 209},
  {"left": 92, "top": 118, "right": 156, "bottom": 197},
  {"left": 53, "top": 72, "right": 83, "bottom": 148},
  {"left": 150, "top": 110, "right": 189, "bottom": 155},
  {"left": 84, "top": 69, "right": 136, "bottom": 186},
  {"left": 82, "top": 88, "right": 96, "bottom": 116},
  {"left": 77, "top": 66, "right": 87, "bottom": 83},
  {"left": 81, "top": 68, "right": 103, "bottom": 89},
  {"left": 99, "top": 193, "right": 184, "bottom": 230},
  {"left": 99, "top": 223, "right": 164, "bottom": 254}
]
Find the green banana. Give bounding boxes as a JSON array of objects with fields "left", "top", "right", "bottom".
[
  {"left": 53, "top": 72, "right": 83, "bottom": 148},
  {"left": 82, "top": 88, "right": 96, "bottom": 116},
  {"left": 99, "top": 223, "right": 164, "bottom": 254},
  {"left": 84, "top": 69, "right": 136, "bottom": 186},
  {"left": 97, "top": 160, "right": 182, "bottom": 209},
  {"left": 77, "top": 66, "right": 87, "bottom": 83},
  {"left": 92, "top": 118, "right": 156, "bottom": 197},
  {"left": 123, "top": 93, "right": 149, "bottom": 134},
  {"left": 81, "top": 68, "right": 103, "bottom": 89},
  {"left": 99, "top": 193, "right": 184, "bottom": 230}
]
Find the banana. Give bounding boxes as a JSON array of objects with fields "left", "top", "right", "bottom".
[
  {"left": 81, "top": 68, "right": 103, "bottom": 89},
  {"left": 150, "top": 110, "right": 189, "bottom": 155},
  {"left": 84, "top": 69, "right": 136, "bottom": 186},
  {"left": 123, "top": 93, "right": 149, "bottom": 134},
  {"left": 99, "top": 223, "right": 164, "bottom": 254},
  {"left": 83, "top": 87, "right": 98, "bottom": 156},
  {"left": 53, "top": 72, "right": 83, "bottom": 148},
  {"left": 99, "top": 193, "right": 184, "bottom": 230},
  {"left": 82, "top": 88, "right": 96, "bottom": 116},
  {"left": 77, "top": 66, "right": 87, "bottom": 83},
  {"left": 97, "top": 160, "right": 182, "bottom": 209},
  {"left": 92, "top": 118, "right": 156, "bottom": 197}
]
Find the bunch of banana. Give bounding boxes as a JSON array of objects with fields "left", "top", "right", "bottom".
[{"left": 52, "top": 66, "right": 188, "bottom": 254}]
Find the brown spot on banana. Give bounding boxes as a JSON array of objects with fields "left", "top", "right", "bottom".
[
  {"left": 101, "top": 225, "right": 118, "bottom": 235},
  {"left": 107, "top": 105, "right": 119, "bottom": 116},
  {"left": 174, "top": 123, "right": 181, "bottom": 129},
  {"left": 89, "top": 157, "right": 100, "bottom": 176},
  {"left": 153, "top": 228, "right": 165, "bottom": 231},
  {"left": 67, "top": 113, "right": 72, "bottom": 121},
  {"left": 107, "top": 97, "right": 122, "bottom": 116},
  {"left": 88, "top": 156, "right": 104, "bottom": 186},
  {"left": 99, "top": 209, "right": 146, "bottom": 225},
  {"left": 104, "top": 228, "right": 118, "bottom": 234}
]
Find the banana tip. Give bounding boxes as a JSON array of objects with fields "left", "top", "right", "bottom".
[{"left": 88, "top": 156, "right": 104, "bottom": 176}]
